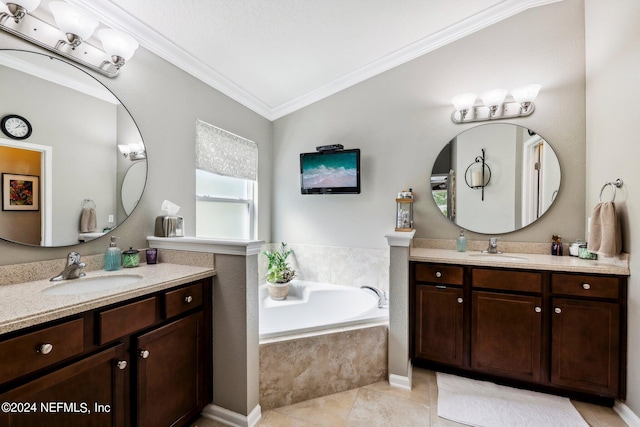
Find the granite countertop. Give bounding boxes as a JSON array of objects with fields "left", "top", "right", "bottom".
[
  {"left": 410, "top": 248, "right": 630, "bottom": 276},
  {"left": 0, "top": 263, "right": 215, "bottom": 336}
]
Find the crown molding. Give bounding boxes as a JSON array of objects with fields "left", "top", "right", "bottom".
[{"left": 68, "top": 0, "right": 563, "bottom": 121}]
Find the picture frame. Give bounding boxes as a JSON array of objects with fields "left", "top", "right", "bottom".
[{"left": 2, "top": 173, "right": 39, "bottom": 211}]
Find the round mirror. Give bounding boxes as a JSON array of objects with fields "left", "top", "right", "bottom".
[
  {"left": 0, "top": 50, "right": 146, "bottom": 247},
  {"left": 431, "top": 123, "right": 561, "bottom": 234}
]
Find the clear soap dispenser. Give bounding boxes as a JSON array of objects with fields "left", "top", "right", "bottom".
[
  {"left": 456, "top": 229, "right": 467, "bottom": 252},
  {"left": 104, "top": 236, "right": 122, "bottom": 271}
]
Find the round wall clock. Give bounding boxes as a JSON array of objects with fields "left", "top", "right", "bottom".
[{"left": 1, "top": 114, "right": 32, "bottom": 140}]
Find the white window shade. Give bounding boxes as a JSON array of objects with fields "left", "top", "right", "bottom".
[{"left": 196, "top": 119, "right": 258, "bottom": 181}]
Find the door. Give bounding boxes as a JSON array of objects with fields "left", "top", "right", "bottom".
[
  {"left": 471, "top": 291, "right": 542, "bottom": 382},
  {"left": 136, "top": 312, "right": 204, "bottom": 427}
]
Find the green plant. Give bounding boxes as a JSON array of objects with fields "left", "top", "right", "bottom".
[{"left": 262, "top": 242, "right": 296, "bottom": 284}]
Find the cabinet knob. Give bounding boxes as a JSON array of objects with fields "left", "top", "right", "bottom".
[
  {"left": 117, "top": 360, "right": 128, "bottom": 370},
  {"left": 554, "top": 307, "right": 562, "bottom": 314},
  {"left": 38, "top": 343, "right": 53, "bottom": 355},
  {"left": 457, "top": 298, "right": 463, "bottom": 304},
  {"left": 582, "top": 283, "right": 591, "bottom": 290},
  {"left": 435, "top": 271, "right": 442, "bottom": 278},
  {"left": 184, "top": 295, "right": 193, "bottom": 303},
  {"left": 535, "top": 306, "right": 542, "bottom": 313},
  {"left": 140, "top": 350, "right": 150, "bottom": 359}
]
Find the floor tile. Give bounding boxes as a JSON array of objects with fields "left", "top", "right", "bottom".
[
  {"left": 270, "top": 388, "right": 358, "bottom": 426},
  {"left": 345, "top": 387, "right": 431, "bottom": 427}
]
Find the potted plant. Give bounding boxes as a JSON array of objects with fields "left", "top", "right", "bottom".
[{"left": 262, "top": 242, "right": 296, "bottom": 300}]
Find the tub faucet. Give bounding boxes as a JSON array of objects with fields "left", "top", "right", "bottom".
[
  {"left": 360, "top": 286, "right": 387, "bottom": 308},
  {"left": 50, "top": 252, "right": 86, "bottom": 281},
  {"left": 482, "top": 237, "right": 501, "bottom": 254}
]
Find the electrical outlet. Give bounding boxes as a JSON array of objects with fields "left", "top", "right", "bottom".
[{"left": 108, "top": 214, "right": 114, "bottom": 223}]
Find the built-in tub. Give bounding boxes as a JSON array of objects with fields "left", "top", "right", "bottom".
[{"left": 258, "top": 280, "right": 388, "bottom": 340}]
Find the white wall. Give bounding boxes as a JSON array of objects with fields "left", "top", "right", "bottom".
[
  {"left": 272, "top": 0, "right": 586, "bottom": 249},
  {"left": 585, "top": 0, "right": 640, "bottom": 415}
]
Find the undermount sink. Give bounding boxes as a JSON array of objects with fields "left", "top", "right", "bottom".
[
  {"left": 42, "top": 274, "right": 143, "bottom": 296},
  {"left": 467, "top": 253, "right": 529, "bottom": 261}
]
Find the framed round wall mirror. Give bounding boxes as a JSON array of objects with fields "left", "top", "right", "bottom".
[
  {"left": 431, "top": 123, "right": 561, "bottom": 234},
  {"left": 0, "top": 49, "right": 146, "bottom": 247}
]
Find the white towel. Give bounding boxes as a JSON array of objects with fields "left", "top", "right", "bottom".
[
  {"left": 587, "top": 202, "right": 621, "bottom": 257},
  {"left": 80, "top": 207, "right": 97, "bottom": 233}
]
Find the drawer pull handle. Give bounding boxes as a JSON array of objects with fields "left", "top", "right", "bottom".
[
  {"left": 184, "top": 295, "right": 193, "bottom": 303},
  {"left": 38, "top": 343, "right": 53, "bottom": 355},
  {"left": 435, "top": 272, "right": 442, "bottom": 278},
  {"left": 457, "top": 298, "right": 463, "bottom": 304},
  {"left": 554, "top": 307, "right": 562, "bottom": 314},
  {"left": 582, "top": 283, "right": 591, "bottom": 290},
  {"left": 535, "top": 306, "right": 542, "bottom": 313},
  {"left": 140, "top": 350, "right": 150, "bottom": 359},
  {"left": 117, "top": 360, "right": 128, "bottom": 370}
]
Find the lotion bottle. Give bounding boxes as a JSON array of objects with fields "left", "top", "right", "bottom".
[
  {"left": 105, "top": 236, "right": 122, "bottom": 271},
  {"left": 456, "top": 229, "right": 467, "bottom": 252}
]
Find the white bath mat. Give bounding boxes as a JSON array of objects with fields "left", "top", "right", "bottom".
[{"left": 436, "top": 372, "right": 589, "bottom": 427}]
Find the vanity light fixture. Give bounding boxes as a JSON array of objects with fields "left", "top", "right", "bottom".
[
  {"left": 118, "top": 143, "right": 146, "bottom": 161},
  {"left": 451, "top": 84, "right": 541, "bottom": 124},
  {"left": 0, "top": 0, "right": 138, "bottom": 77}
]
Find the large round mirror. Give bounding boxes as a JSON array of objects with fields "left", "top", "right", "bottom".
[
  {"left": 431, "top": 123, "right": 561, "bottom": 234},
  {"left": 0, "top": 50, "right": 146, "bottom": 247}
]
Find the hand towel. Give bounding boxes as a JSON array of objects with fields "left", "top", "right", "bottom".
[
  {"left": 80, "top": 207, "right": 97, "bottom": 233},
  {"left": 587, "top": 202, "right": 621, "bottom": 257}
]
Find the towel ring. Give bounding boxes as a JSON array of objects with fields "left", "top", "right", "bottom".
[
  {"left": 599, "top": 179, "right": 623, "bottom": 202},
  {"left": 82, "top": 198, "right": 96, "bottom": 209}
]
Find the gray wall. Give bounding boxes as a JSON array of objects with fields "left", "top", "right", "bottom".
[
  {"left": 0, "top": 40, "right": 273, "bottom": 265},
  {"left": 585, "top": 0, "right": 640, "bottom": 415},
  {"left": 272, "top": 0, "right": 586, "bottom": 249}
]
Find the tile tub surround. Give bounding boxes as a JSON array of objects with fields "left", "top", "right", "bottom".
[
  {"left": 259, "top": 324, "right": 388, "bottom": 411},
  {"left": 0, "top": 262, "right": 215, "bottom": 335},
  {"left": 259, "top": 243, "right": 389, "bottom": 293}
]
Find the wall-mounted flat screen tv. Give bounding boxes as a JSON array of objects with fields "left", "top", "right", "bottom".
[{"left": 300, "top": 149, "right": 361, "bottom": 194}]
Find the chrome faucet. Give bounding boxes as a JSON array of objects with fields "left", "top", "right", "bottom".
[
  {"left": 360, "top": 286, "right": 387, "bottom": 308},
  {"left": 482, "top": 237, "right": 502, "bottom": 254},
  {"left": 50, "top": 252, "right": 86, "bottom": 281}
]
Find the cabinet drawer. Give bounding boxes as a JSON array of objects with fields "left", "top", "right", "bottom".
[
  {"left": 165, "top": 282, "right": 203, "bottom": 318},
  {"left": 0, "top": 318, "right": 84, "bottom": 384},
  {"left": 551, "top": 274, "right": 619, "bottom": 299},
  {"left": 98, "top": 297, "right": 157, "bottom": 344},
  {"left": 472, "top": 268, "right": 541, "bottom": 293},
  {"left": 415, "top": 264, "right": 463, "bottom": 285}
]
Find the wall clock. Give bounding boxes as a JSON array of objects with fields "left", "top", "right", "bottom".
[{"left": 1, "top": 114, "right": 32, "bottom": 140}]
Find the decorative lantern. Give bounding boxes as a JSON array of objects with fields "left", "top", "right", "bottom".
[{"left": 395, "top": 190, "right": 414, "bottom": 232}]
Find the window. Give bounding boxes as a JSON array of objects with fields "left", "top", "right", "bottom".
[{"left": 195, "top": 120, "right": 257, "bottom": 240}]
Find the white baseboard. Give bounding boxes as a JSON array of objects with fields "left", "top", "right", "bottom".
[
  {"left": 389, "top": 361, "right": 413, "bottom": 390},
  {"left": 614, "top": 400, "right": 640, "bottom": 427},
  {"left": 201, "top": 403, "right": 262, "bottom": 427}
]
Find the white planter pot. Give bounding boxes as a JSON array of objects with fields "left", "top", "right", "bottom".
[{"left": 267, "top": 282, "right": 291, "bottom": 300}]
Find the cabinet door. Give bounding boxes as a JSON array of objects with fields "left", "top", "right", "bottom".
[
  {"left": 471, "top": 291, "right": 542, "bottom": 382},
  {"left": 551, "top": 298, "right": 620, "bottom": 396},
  {"left": 414, "top": 285, "right": 464, "bottom": 367},
  {"left": 0, "top": 344, "right": 126, "bottom": 427},
  {"left": 136, "top": 312, "right": 204, "bottom": 427}
]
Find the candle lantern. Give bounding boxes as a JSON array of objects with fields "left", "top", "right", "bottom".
[
  {"left": 464, "top": 148, "right": 491, "bottom": 201},
  {"left": 395, "top": 192, "right": 414, "bottom": 231}
]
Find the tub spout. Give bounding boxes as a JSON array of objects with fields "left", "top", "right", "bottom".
[{"left": 360, "top": 286, "right": 387, "bottom": 308}]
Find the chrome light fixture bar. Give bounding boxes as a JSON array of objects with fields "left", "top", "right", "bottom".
[
  {"left": 451, "top": 84, "right": 541, "bottom": 124},
  {"left": 0, "top": 1, "right": 138, "bottom": 77}
]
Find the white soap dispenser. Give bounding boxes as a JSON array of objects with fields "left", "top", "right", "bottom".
[
  {"left": 104, "top": 236, "right": 122, "bottom": 271},
  {"left": 456, "top": 229, "right": 467, "bottom": 252}
]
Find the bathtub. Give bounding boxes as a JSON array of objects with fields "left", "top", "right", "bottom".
[{"left": 258, "top": 280, "right": 389, "bottom": 340}]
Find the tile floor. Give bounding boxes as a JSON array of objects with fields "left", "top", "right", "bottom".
[{"left": 191, "top": 368, "right": 628, "bottom": 427}]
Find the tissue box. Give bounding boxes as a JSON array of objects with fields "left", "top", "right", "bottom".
[{"left": 154, "top": 216, "right": 184, "bottom": 237}]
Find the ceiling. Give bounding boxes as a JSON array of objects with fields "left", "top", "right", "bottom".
[{"left": 67, "top": 0, "right": 561, "bottom": 120}]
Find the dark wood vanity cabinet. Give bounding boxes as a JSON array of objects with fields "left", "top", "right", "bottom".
[
  {"left": 411, "top": 261, "right": 627, "bottom": 401},
  {"left": 0, "top": 278, "right": 212, "bottom": 427}
]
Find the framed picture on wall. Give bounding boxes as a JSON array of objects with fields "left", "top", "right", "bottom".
[{"left": 2, "top": 173, "right": 39, "bottom": 211}]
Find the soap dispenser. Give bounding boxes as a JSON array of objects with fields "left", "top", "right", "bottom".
[
  {"left": 104, "top": 236, "right": 122, "bottom": 271},
  {"left": 456, "top": 229, "right": 467, "bottom": 252}
]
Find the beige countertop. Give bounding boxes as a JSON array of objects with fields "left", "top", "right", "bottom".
[
  {"left": 0, "top": 263, "right": 215, "bottom": 336},
  {"left": 410, "top": 248, "right": 630, "bottom": 276}
]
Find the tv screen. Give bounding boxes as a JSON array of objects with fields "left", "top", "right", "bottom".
[{"left": 300, "top": 149, "right": 360, "bottom": 194}]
